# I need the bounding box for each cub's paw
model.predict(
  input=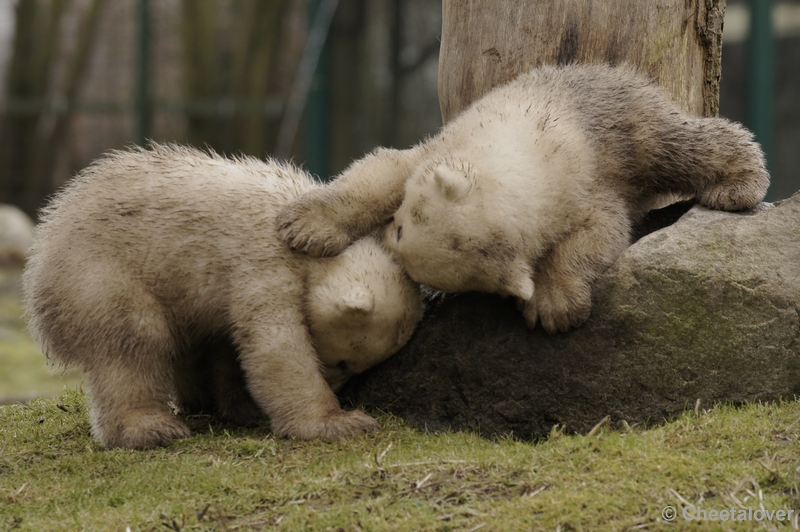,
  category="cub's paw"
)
[101,410,191,449]
[697,153,769,211]
[317,409,380,439]
[534,278,592,334]
[273,408,379,440]
[697,175,769,211]
[276,192,354,257]
[517,297,539,329]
